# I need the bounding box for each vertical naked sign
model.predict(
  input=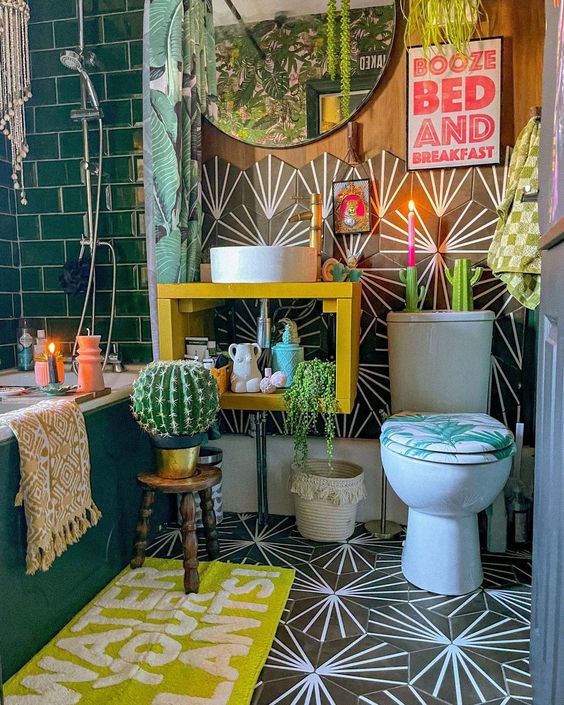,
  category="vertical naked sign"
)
[407,38,502,170]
